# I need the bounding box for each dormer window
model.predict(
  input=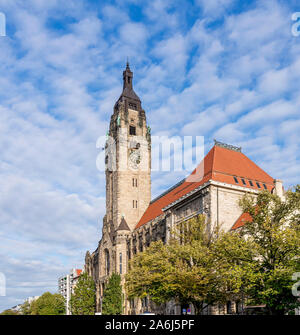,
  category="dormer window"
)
[234,176,239,184]
[256,182,261,188]
[249,180,254,187]
[241,178,246,185]
[263,183,267,189]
